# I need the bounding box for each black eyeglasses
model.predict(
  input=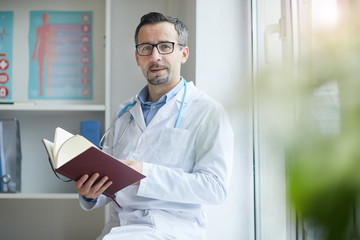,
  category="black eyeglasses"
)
[136,42,185,56]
